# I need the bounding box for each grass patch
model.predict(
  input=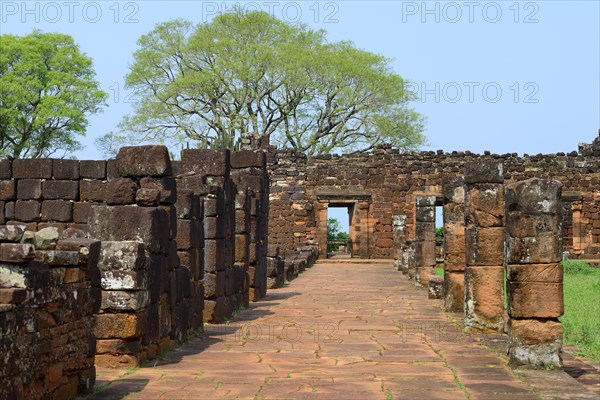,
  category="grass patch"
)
[434,266,444,278]
[560,260,600,361]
